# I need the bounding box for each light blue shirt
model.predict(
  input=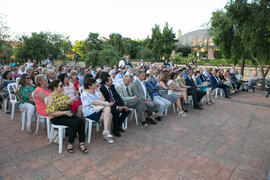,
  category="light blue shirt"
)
[81,90,101,117]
